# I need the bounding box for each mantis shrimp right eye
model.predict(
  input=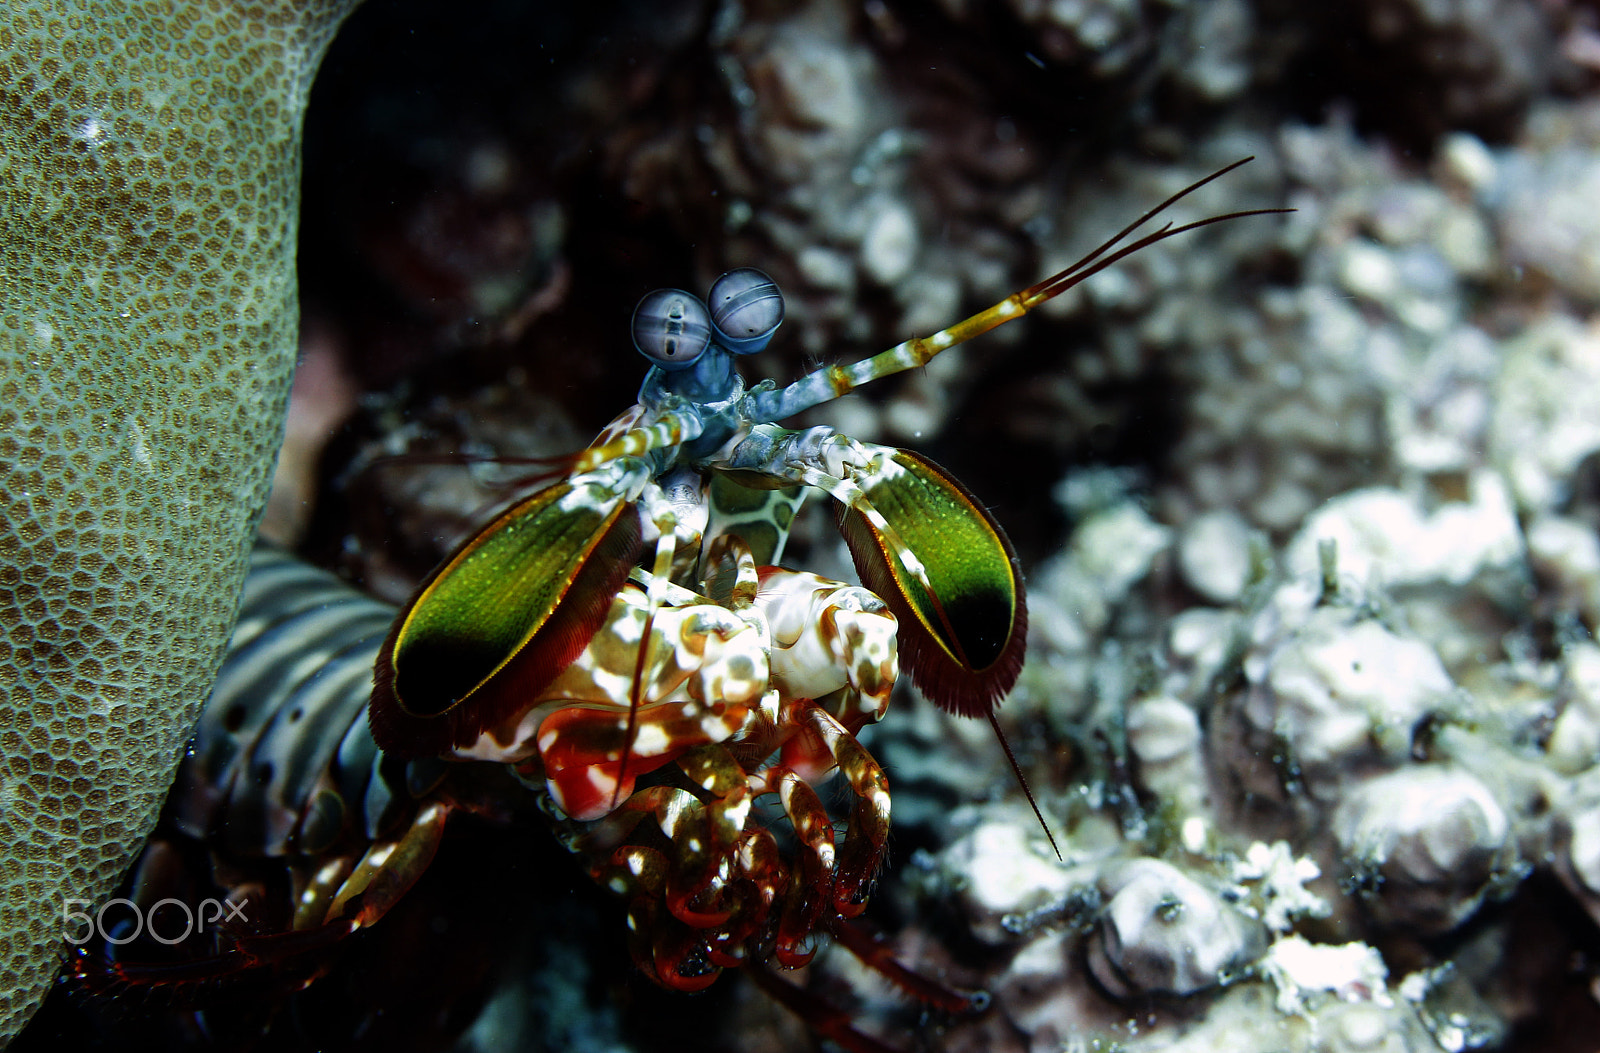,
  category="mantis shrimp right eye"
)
[632,288,712,370]
[707,267,783,355]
